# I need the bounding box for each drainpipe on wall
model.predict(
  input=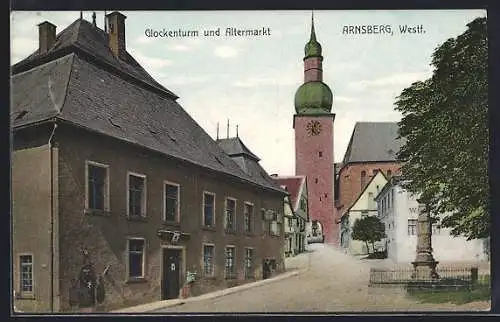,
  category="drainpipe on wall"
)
[48,120,58,312]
